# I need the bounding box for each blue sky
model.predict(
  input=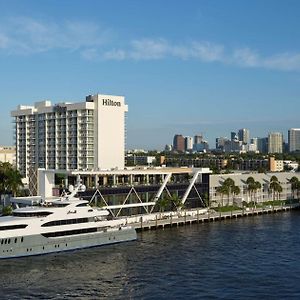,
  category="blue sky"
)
[1,0,300,149]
